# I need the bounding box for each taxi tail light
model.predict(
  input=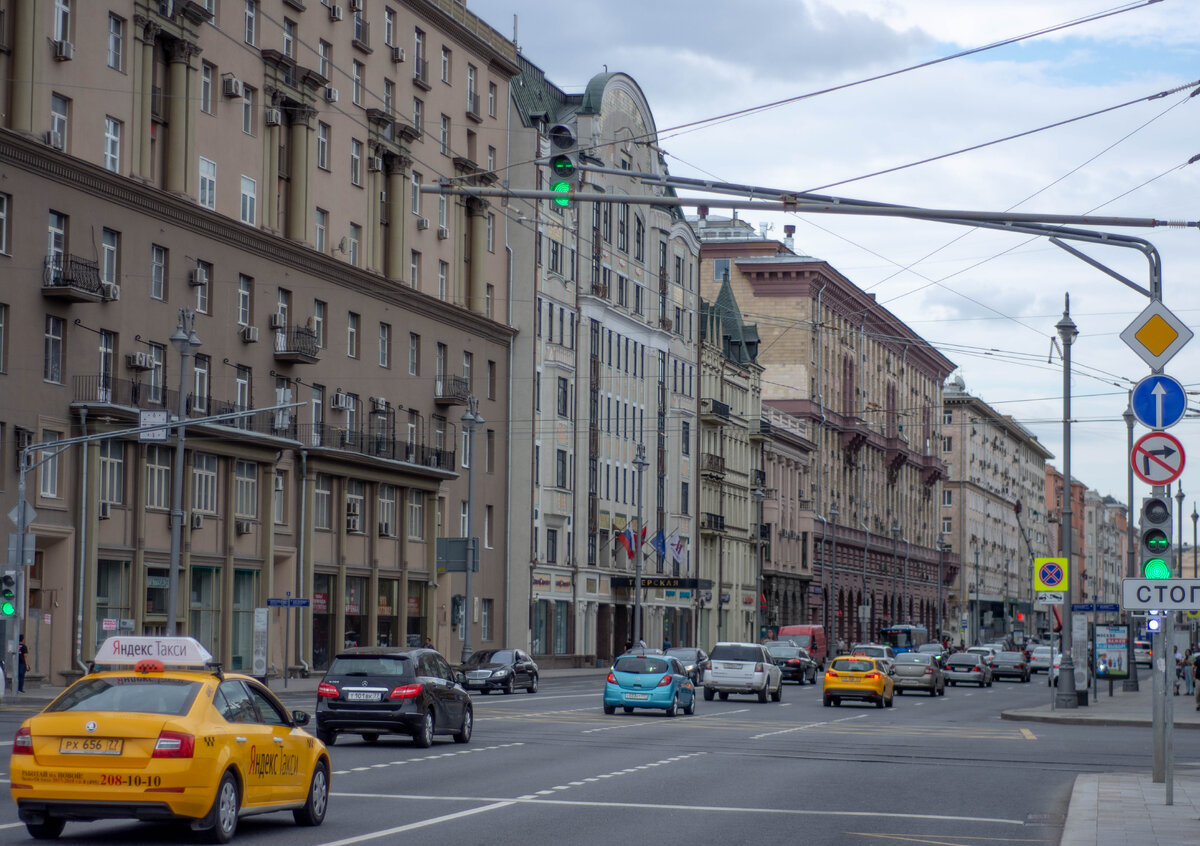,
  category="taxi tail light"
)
[389,684,422,699]
[152,730,195,759]
[13,726,33,755]
[317,682,340,698]
[865,672,881,681]
[825,670,838,679]
[606,672,617,684]
[657,675,673,687]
